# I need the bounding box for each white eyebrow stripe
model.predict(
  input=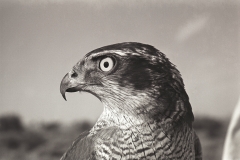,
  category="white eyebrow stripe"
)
[88,50,140,58]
